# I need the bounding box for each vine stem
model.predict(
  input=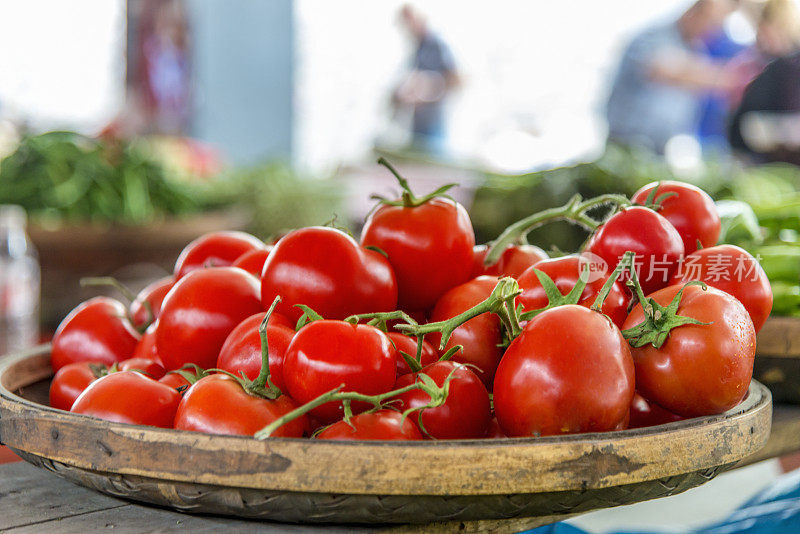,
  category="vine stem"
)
[590,251,636,313]
[254,381,421,439]
[253,296,283,393]
[396,277,522,349]
[484,193,630,265]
